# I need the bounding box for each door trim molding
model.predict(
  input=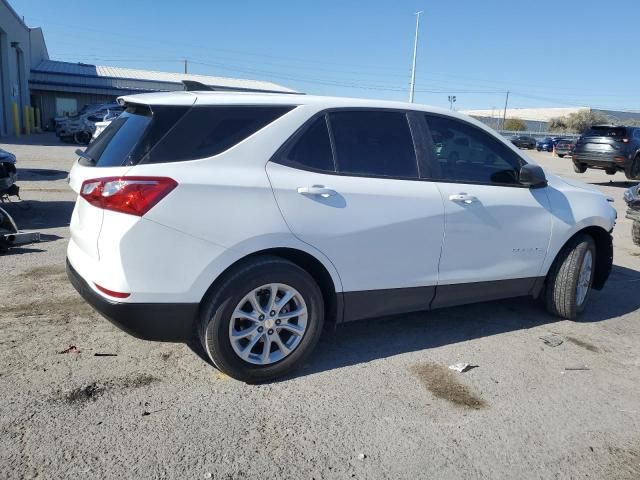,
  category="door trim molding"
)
[341,277,543,322]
